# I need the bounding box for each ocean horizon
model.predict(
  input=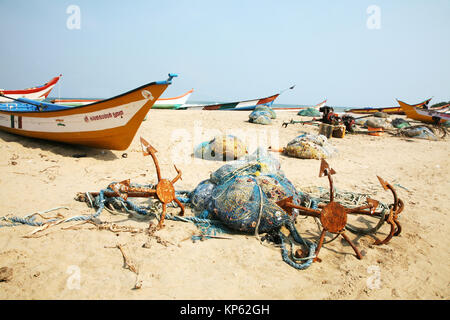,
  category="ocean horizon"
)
[46,97,381,113]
